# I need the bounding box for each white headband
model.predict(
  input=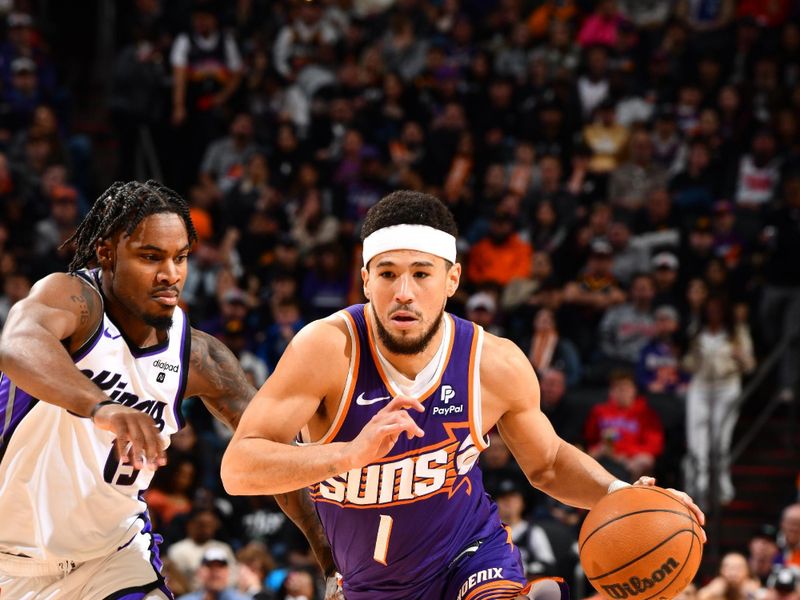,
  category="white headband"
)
[362,224,457,265]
